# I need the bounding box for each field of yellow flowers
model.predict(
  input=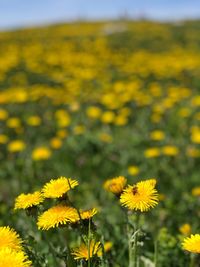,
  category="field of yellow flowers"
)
[0,20,200,266]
